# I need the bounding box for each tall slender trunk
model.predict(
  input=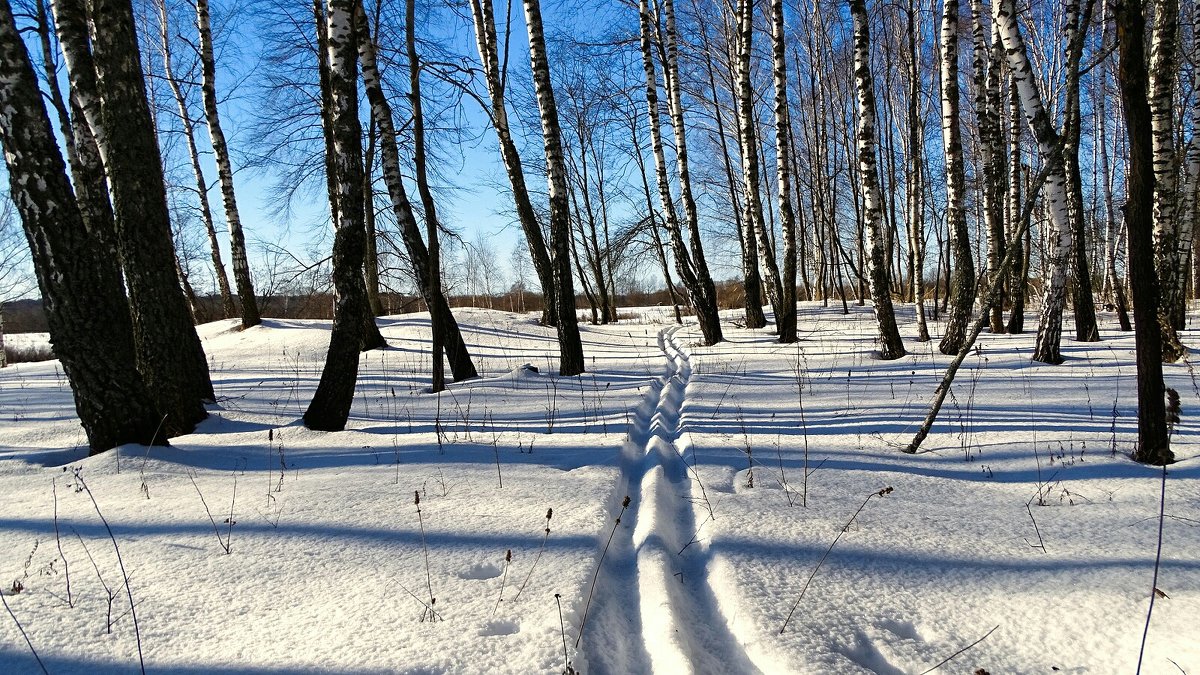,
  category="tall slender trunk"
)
[407,0,446,391]
[733,0,778,328]
[1,0,163,452]
[849,0,905,359]
[156,0,236,319]
[629,104,683,324]
[304,0,368,431]
[1005,81,1027,333]
[659,0,723,342]
[355,2,476,384]
[771,0,797,343]
[1063,0,1100,342]
[938,0,976,355]
[972,0,1007,334]
[467,0,557,326]
[521,0,585,375]
[639,0,722,344]
[1098,15,1132,331]
[905,0,930,341]
[362,116,384,317]
[994,0,1074,364]
[1149,0,1185,340]
[1115,0,1172,464]
[196,0,259,327]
